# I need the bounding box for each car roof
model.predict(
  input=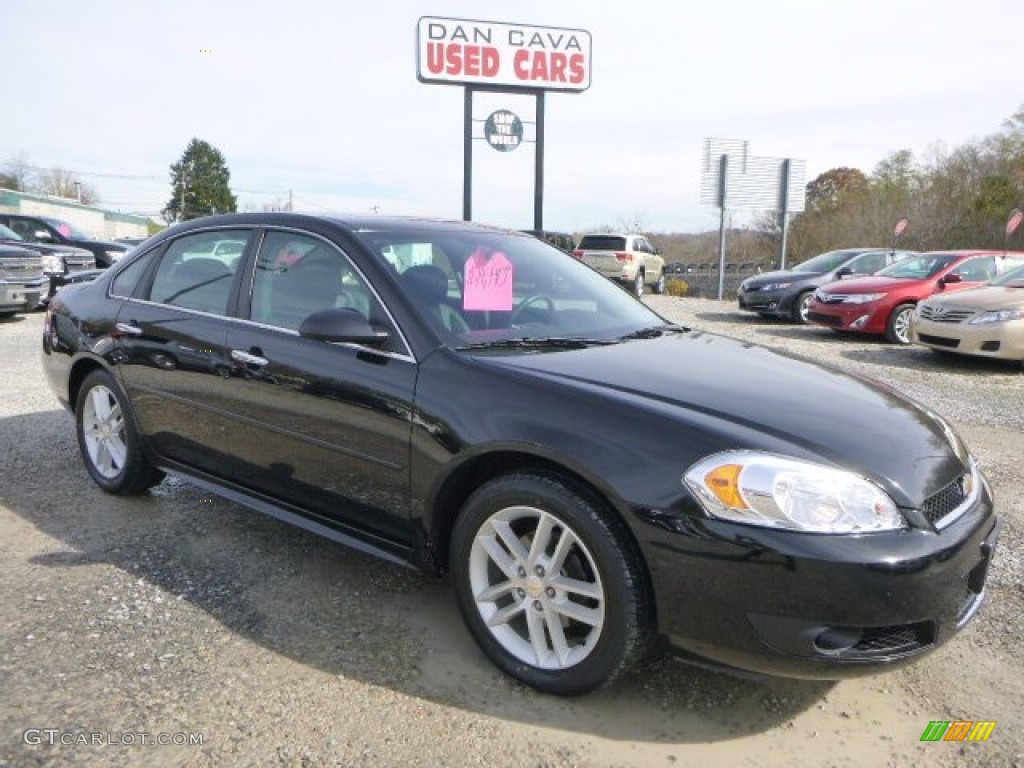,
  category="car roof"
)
[168,212,526,237]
